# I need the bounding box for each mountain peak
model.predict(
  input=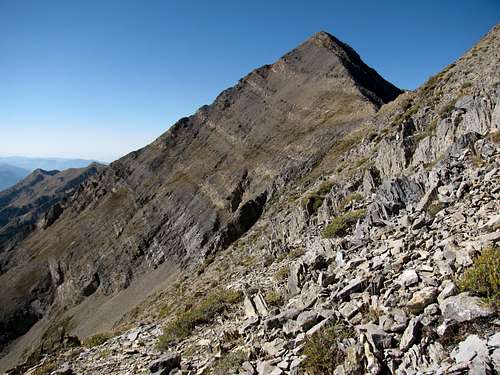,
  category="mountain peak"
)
[307,30,352,54]
[308,30,337,45]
